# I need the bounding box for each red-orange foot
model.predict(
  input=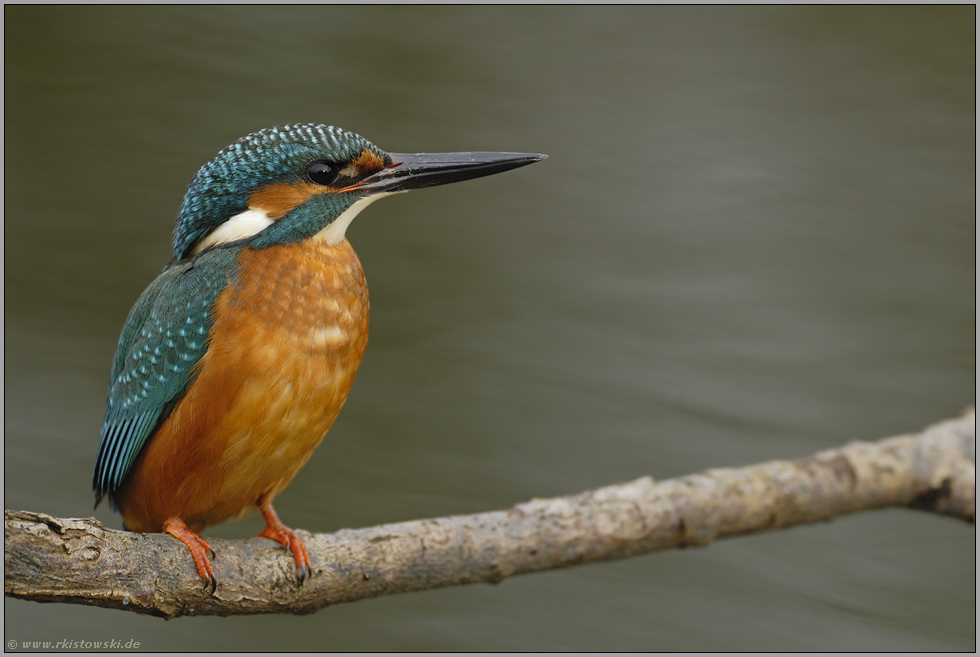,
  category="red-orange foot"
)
[257,501,311,584]
[163,518,216,594]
